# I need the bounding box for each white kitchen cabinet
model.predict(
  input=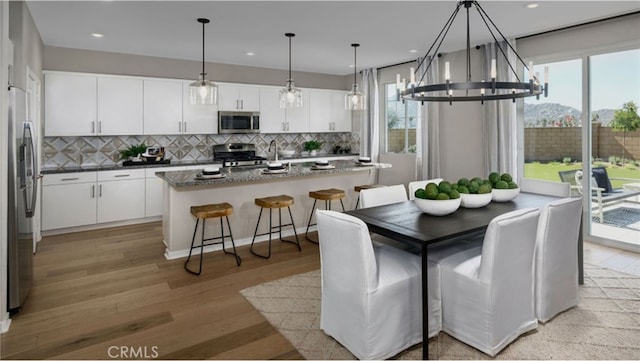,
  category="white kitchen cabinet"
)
[259,87,286,133]
[219,84,260,111]
[182,81,218,134]
[309,90,333,132]
[41,172,98,230]
[144,168,166,217]
[285,91,310,132]
[97,170,145,223]
[97,76,144,135]
[143,79,183,135]
[331,90,352,132]
[44,72,97,136]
